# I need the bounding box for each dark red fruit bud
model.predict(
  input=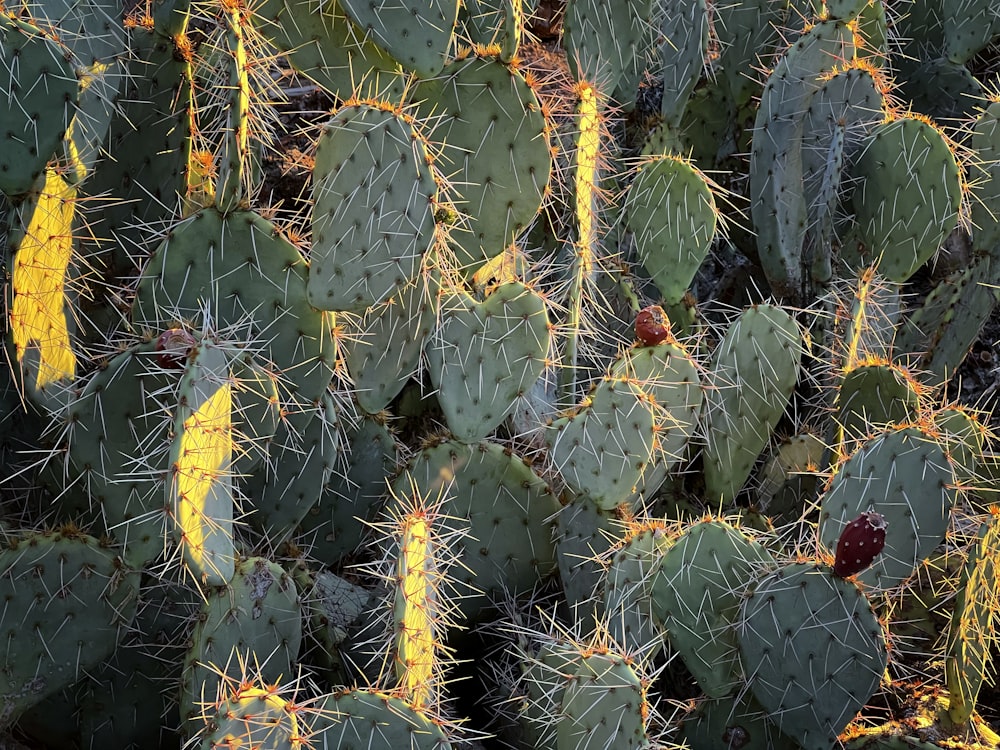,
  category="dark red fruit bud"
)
[833,511,887,578]
[635,305,672,346]
[155,328,196,369]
